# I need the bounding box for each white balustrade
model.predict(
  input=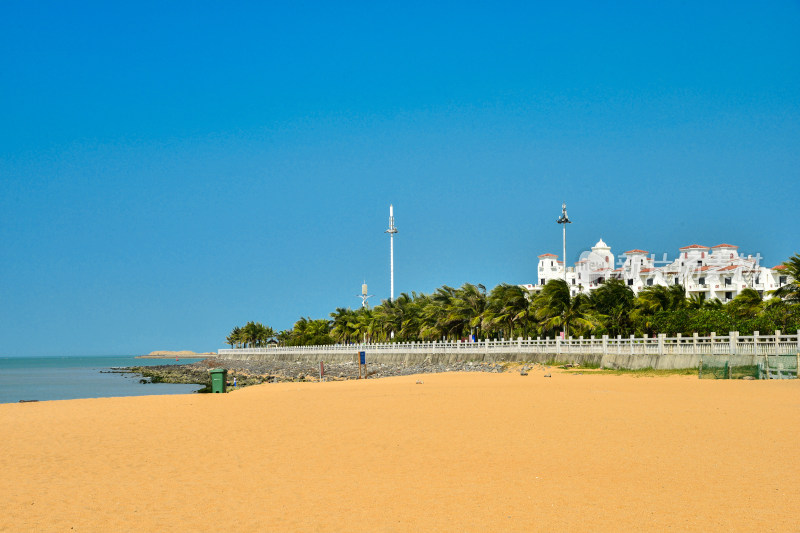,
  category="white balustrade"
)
[217,331,799,358]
